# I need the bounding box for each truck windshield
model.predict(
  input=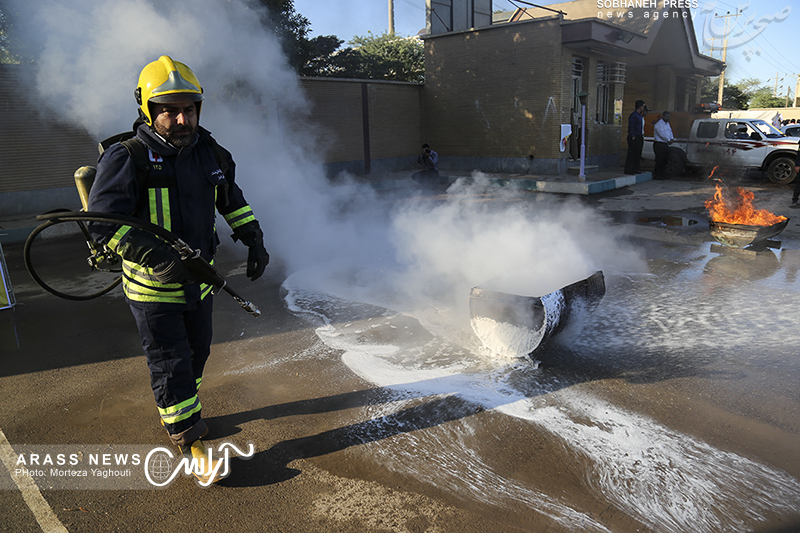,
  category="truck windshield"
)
[752,120,783,138]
